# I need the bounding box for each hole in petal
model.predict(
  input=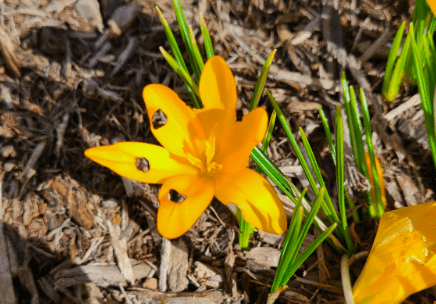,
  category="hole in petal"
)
[168,189,186,203]
[152,109,167,129]
[135,158,149,172]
